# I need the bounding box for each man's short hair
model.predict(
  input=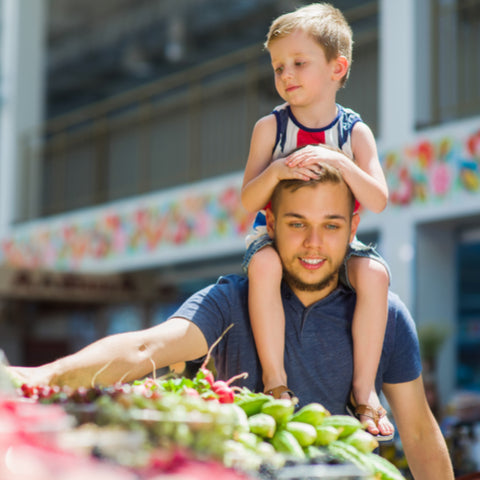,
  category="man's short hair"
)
[270,162,356,217]
[265,3,353,87]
